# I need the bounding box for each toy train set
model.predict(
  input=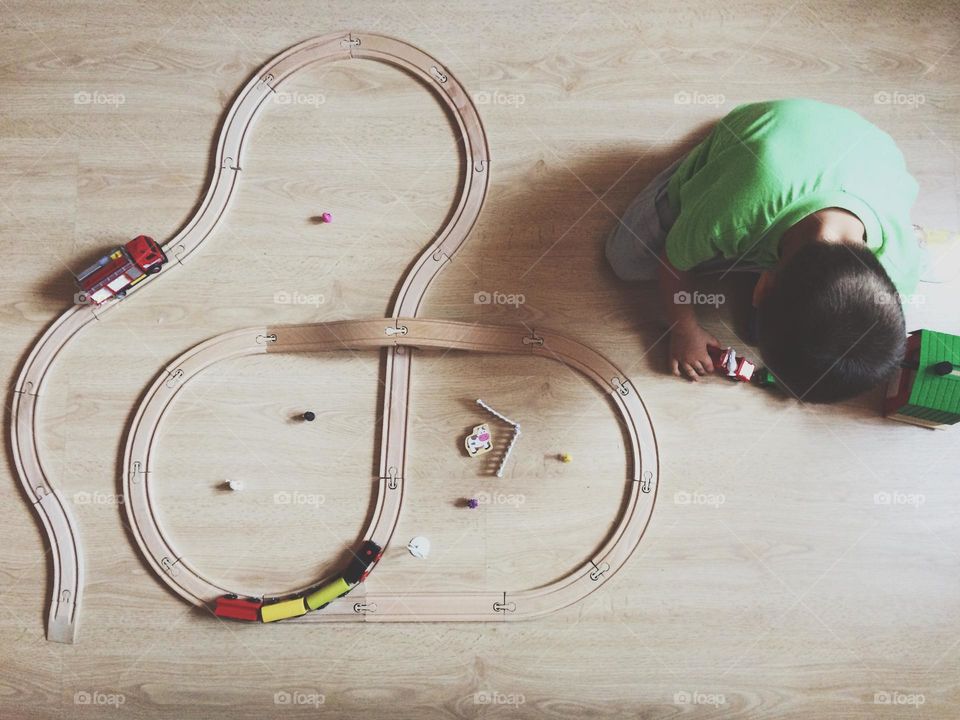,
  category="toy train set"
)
[14,29,955,646]
[214,541,383,622]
